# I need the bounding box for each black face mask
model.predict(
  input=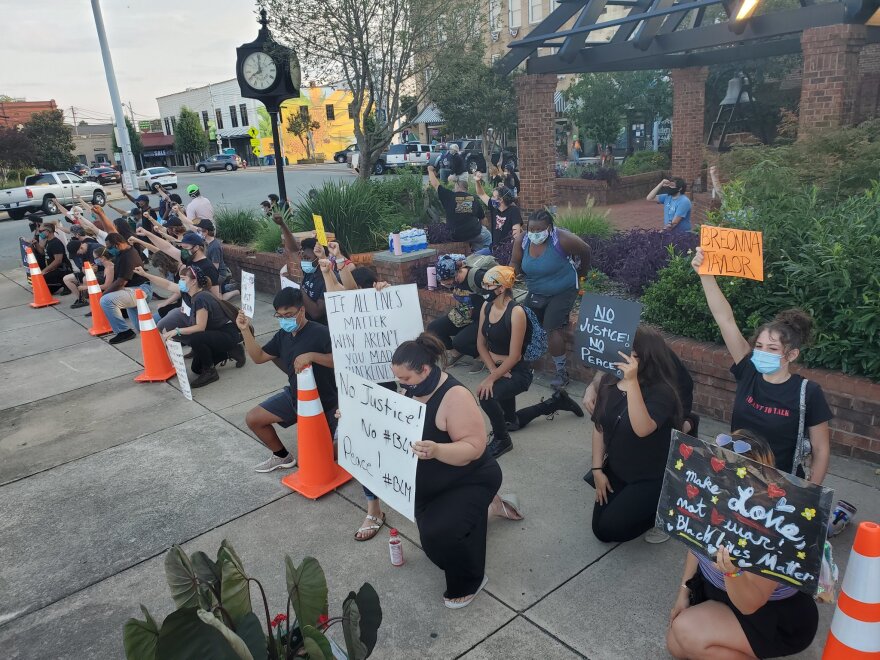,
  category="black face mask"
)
[484,289,499,302]
[399,364,442,397]
[659,186,680,196]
